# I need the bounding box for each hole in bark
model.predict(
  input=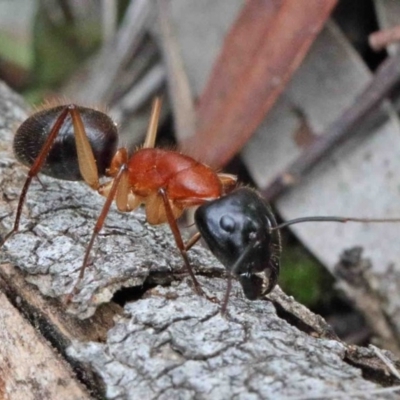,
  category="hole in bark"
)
[111,281,159,307]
